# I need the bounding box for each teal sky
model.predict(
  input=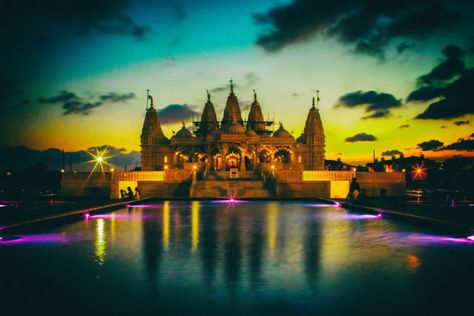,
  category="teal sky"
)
[1,0,473,165]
